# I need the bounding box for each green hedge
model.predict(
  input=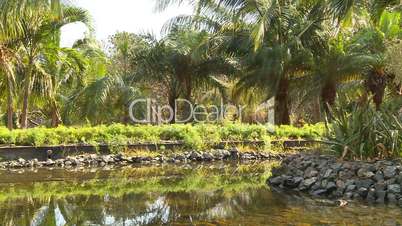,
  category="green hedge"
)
[0,123,325,149]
